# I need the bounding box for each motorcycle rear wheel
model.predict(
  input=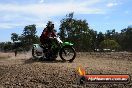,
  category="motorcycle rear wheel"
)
[32,47,43,60]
